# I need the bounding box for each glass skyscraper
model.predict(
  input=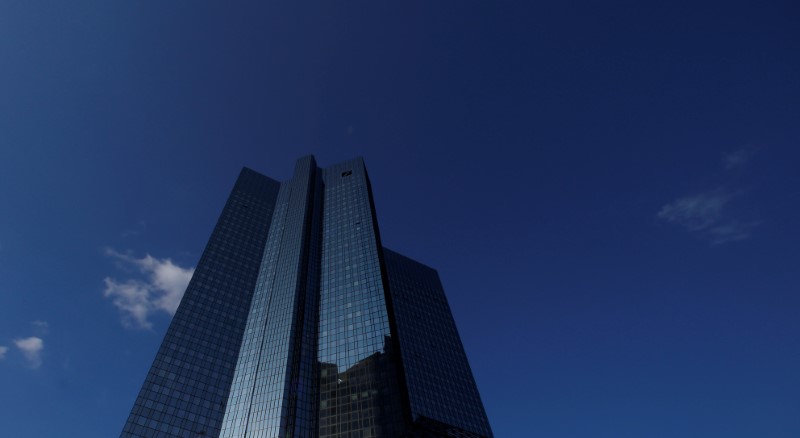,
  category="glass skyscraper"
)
[121,156,493,438]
